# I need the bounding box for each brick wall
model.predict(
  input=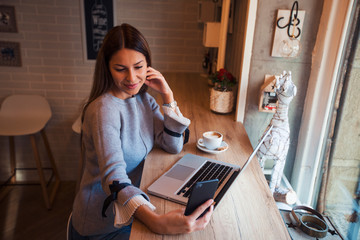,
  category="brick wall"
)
[0,0,205,180]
